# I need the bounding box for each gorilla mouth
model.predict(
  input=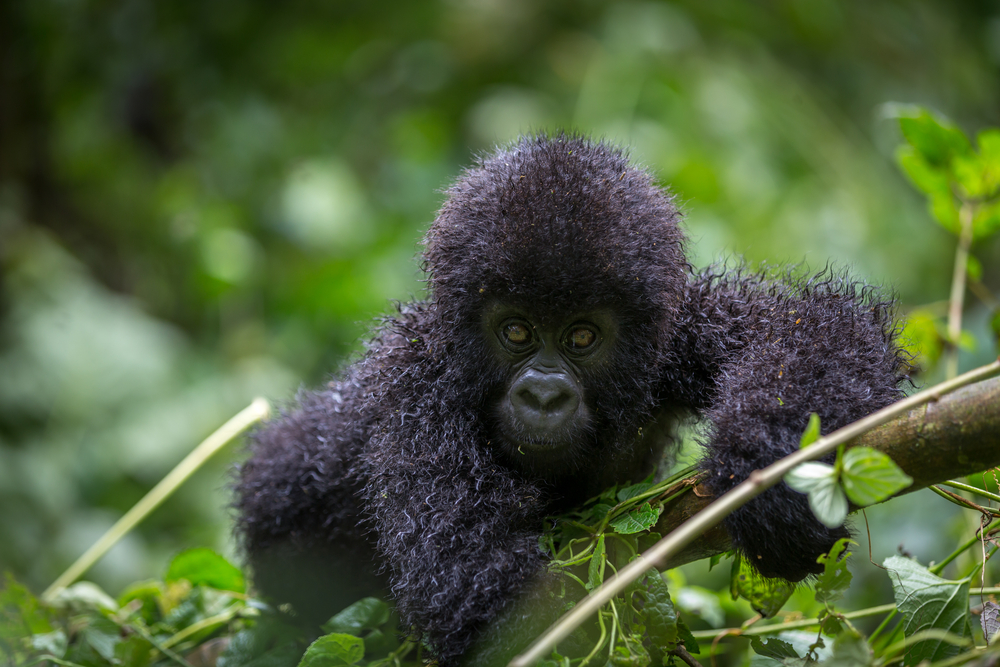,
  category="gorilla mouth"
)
[508,436,567,454]
[496,428,593,470]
